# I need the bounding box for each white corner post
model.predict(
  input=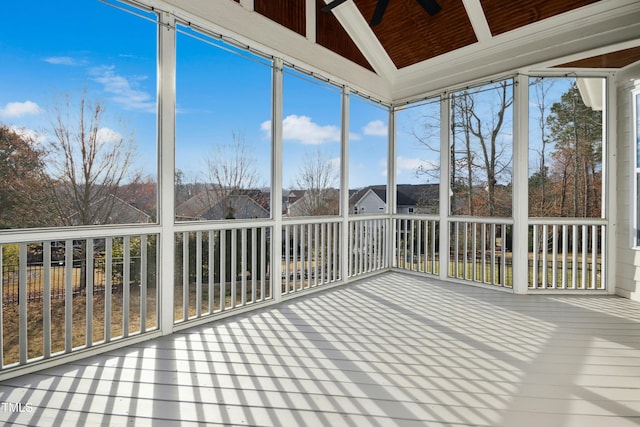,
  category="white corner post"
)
[605,73,617,295]
[512,74,529,294]
[387,106,397,269]
[272,58,284,302]
[159,11,177,334]
[341,86,351,281]
[439,96,450,282]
